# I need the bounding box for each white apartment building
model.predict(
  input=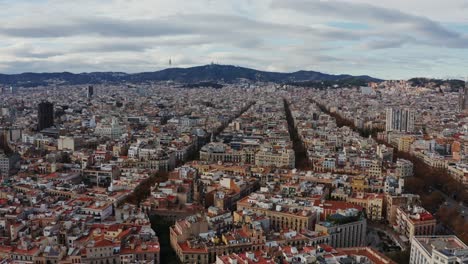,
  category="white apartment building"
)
[447,163,468,186]
[386,107,415,133]
[315,215,367,248]
[255,148,295,169]
[0,152,10,176]
[410,236,468,264]
[0,151,19,177]
[94,117,124,139]
[396,159,414,178]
